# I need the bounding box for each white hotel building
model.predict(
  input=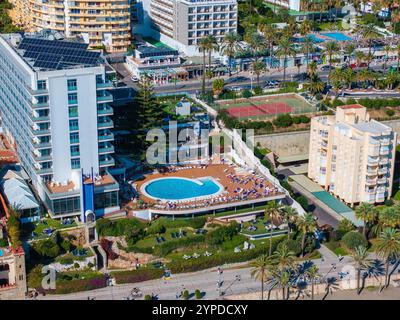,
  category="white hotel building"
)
[308,104,396,205]
[0,33,119,220]
[139,0,237,56]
